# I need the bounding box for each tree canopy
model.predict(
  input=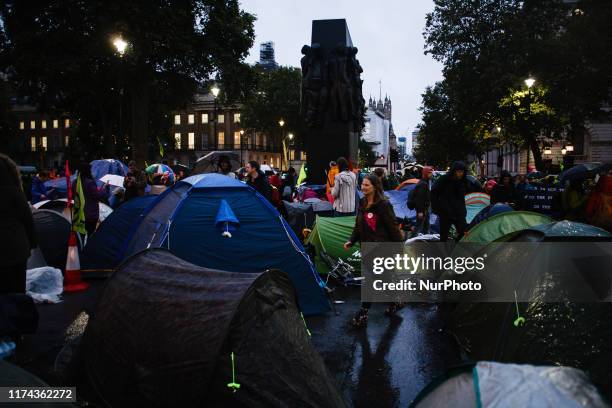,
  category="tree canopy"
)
[0,0,255,165]
[419,0,612,170]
